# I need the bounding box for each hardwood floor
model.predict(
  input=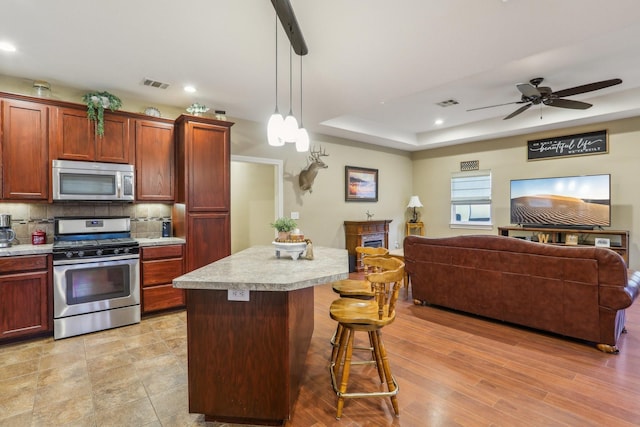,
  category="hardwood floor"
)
[1,278,639,426]
[289,280,640,426]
